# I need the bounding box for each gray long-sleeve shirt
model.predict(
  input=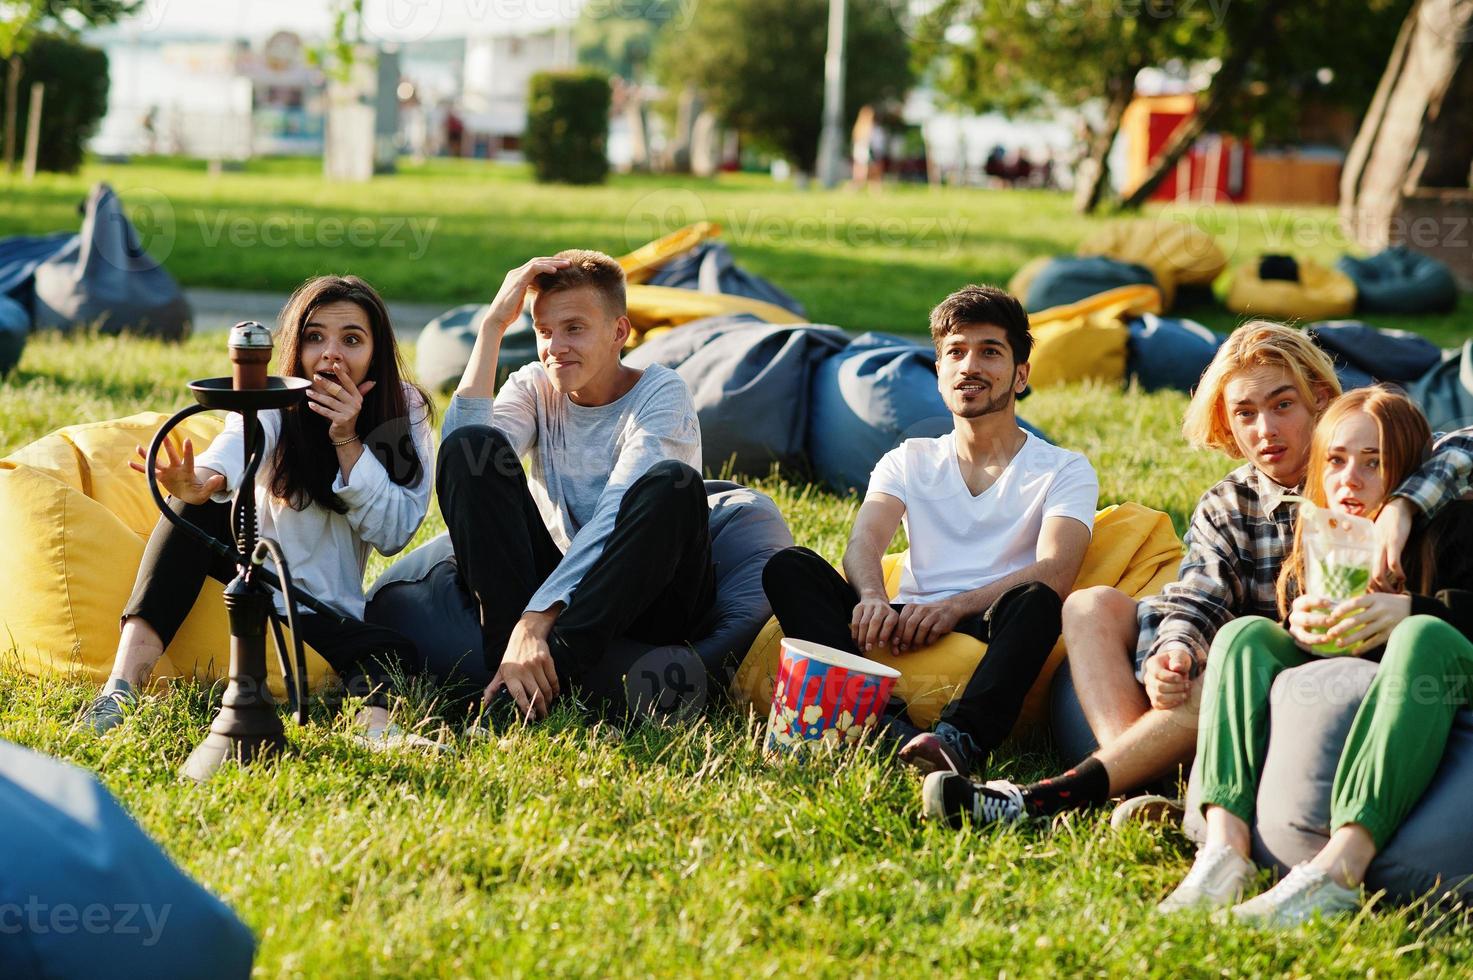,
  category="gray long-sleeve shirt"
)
[442,362,702,613]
